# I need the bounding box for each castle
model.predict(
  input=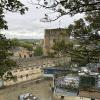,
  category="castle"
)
[43,28,70,56]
